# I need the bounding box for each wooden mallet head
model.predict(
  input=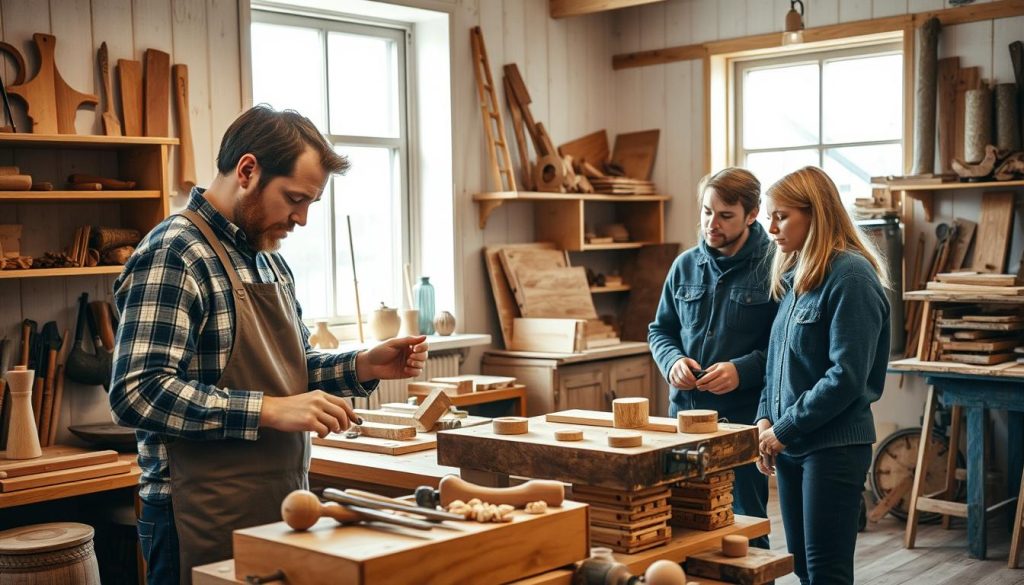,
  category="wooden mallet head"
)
[281,489,359,531]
